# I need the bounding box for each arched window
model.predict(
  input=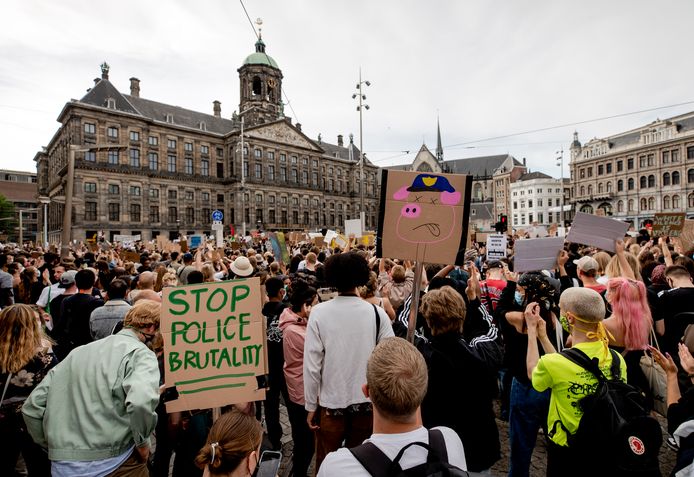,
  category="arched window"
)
[598,202,612,216]
[628,199,635,211]
[606,181,612,193]
[640,176,647,189]
[580,205,594,214]
[617,200,624,213]
[617,179,624,192]
[663,172,671,186]
[588,185,593,195]
[689,193,694,208]
[473,183,483,200]
[628,178,635,190]
[663,195,670,209]
[673,195,681,209]
[598,183,604,194]
[252,77,262,96]
[648,197,655,209]
[580,186,585,196]
[640,198,647,210]
[673,171,681,185]
[648,175,655,188]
